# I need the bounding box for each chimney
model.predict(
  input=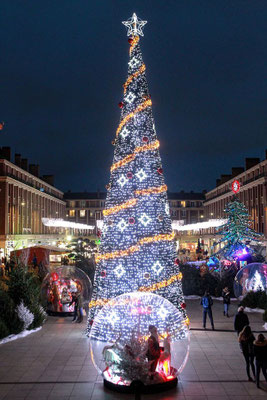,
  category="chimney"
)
[245,158,260,170]
[15,153,21,168]
[0,147,11,161]
[231,167,244,178]
[29,164,40,177]
[21,158,28,171]
[220,174,232,184]
[42,175,54,186]
[216,178,221,187]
